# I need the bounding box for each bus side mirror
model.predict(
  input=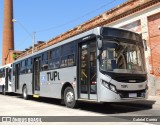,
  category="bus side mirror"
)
[97,35,103,50]
[97,50,103,60]
[143,39,147,51]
